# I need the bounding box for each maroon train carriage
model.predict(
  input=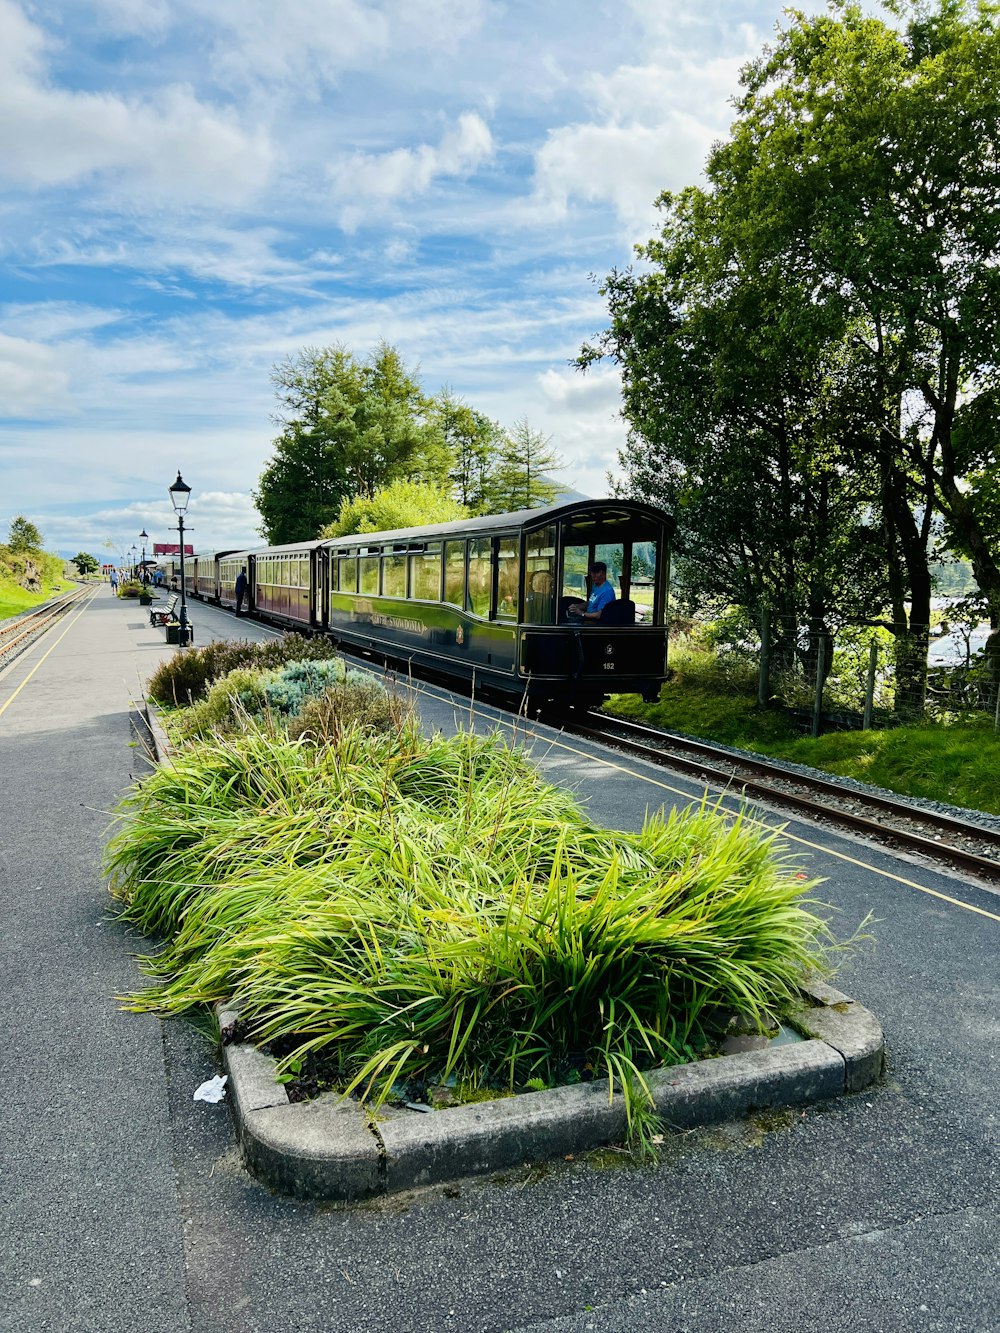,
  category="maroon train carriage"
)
[186,550,242,603]
[244,541,325,628]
